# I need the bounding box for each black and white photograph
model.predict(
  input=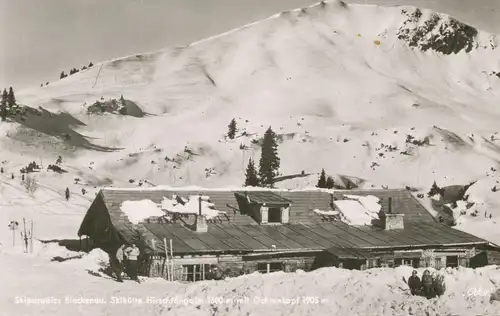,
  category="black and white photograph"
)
[1,0,500,315]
